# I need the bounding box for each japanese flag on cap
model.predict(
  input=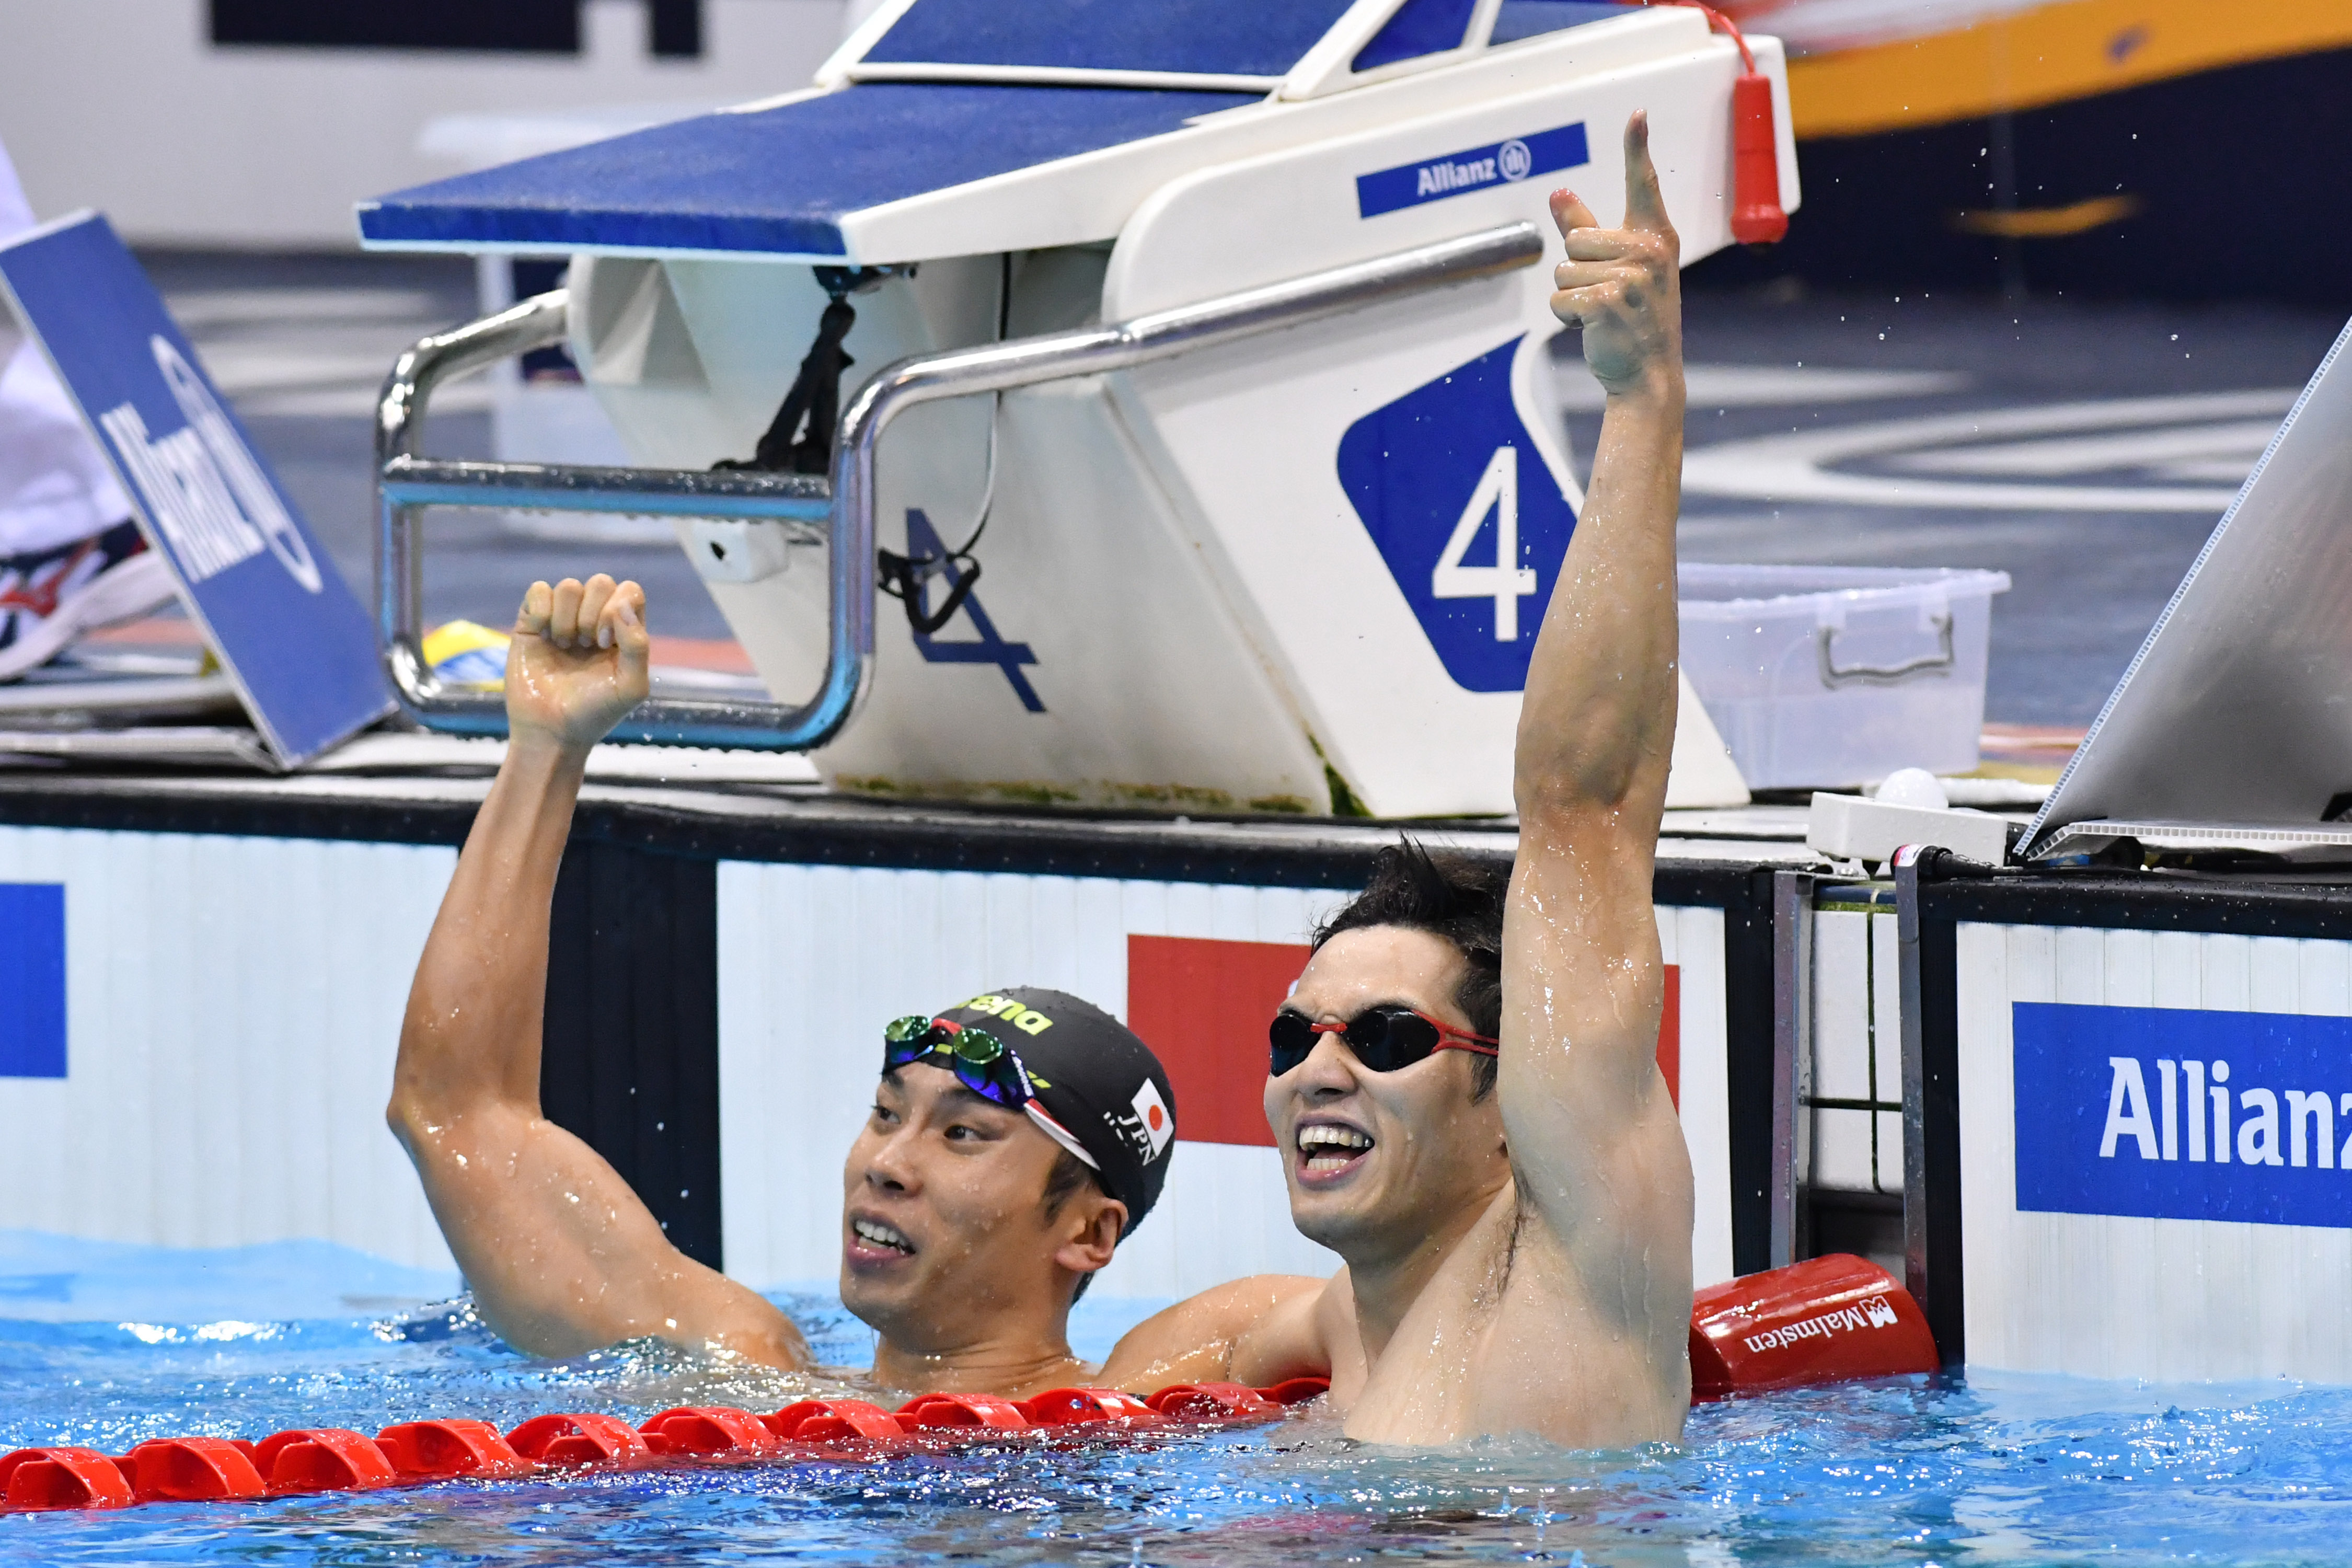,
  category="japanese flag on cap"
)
[1131,1078,1174,1160]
